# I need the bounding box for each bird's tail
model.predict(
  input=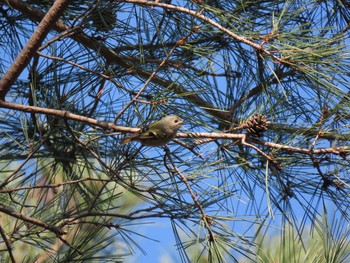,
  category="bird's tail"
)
[120,133,139,145]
